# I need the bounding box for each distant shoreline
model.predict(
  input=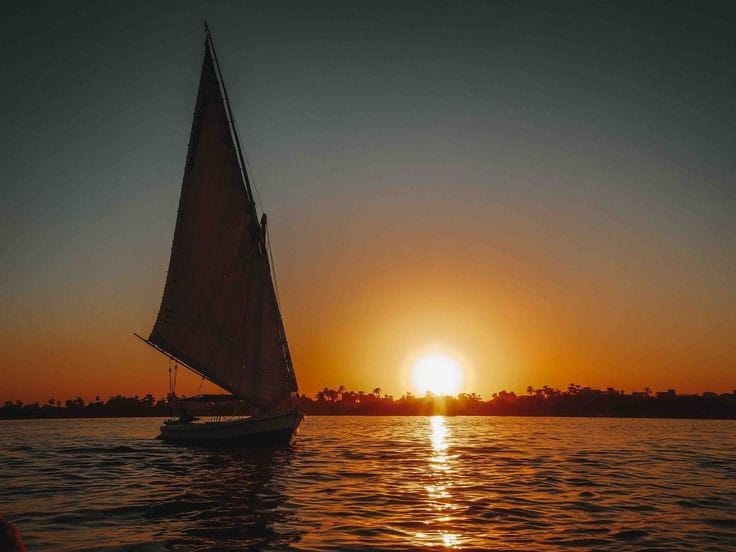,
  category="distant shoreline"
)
[3,386,735,420]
